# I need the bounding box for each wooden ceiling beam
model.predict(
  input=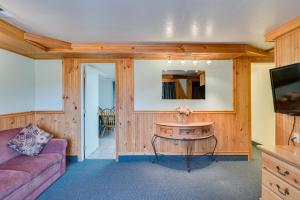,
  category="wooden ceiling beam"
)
[0,19,47,57]
[0,19,24,40]
[24,32,72,49]
[0,19,270,59]
[265,16,300,42]
[47,43,267,56]
[244,44,268,56]
[23,40,48,51]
